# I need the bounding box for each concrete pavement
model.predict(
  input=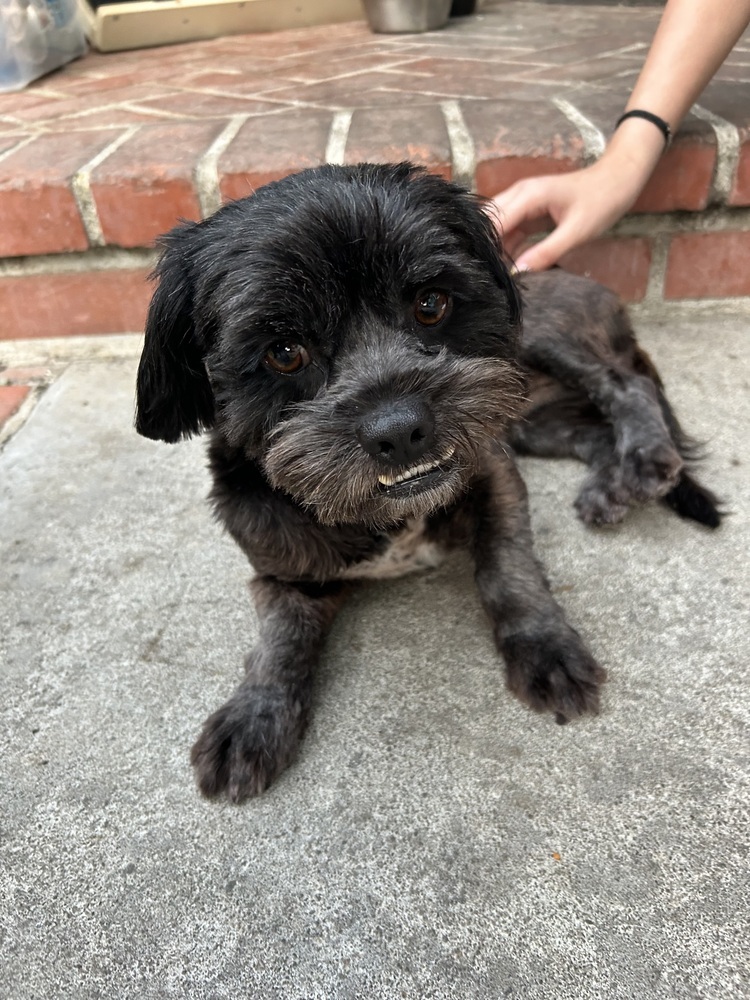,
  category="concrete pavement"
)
[1,307,748,999]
